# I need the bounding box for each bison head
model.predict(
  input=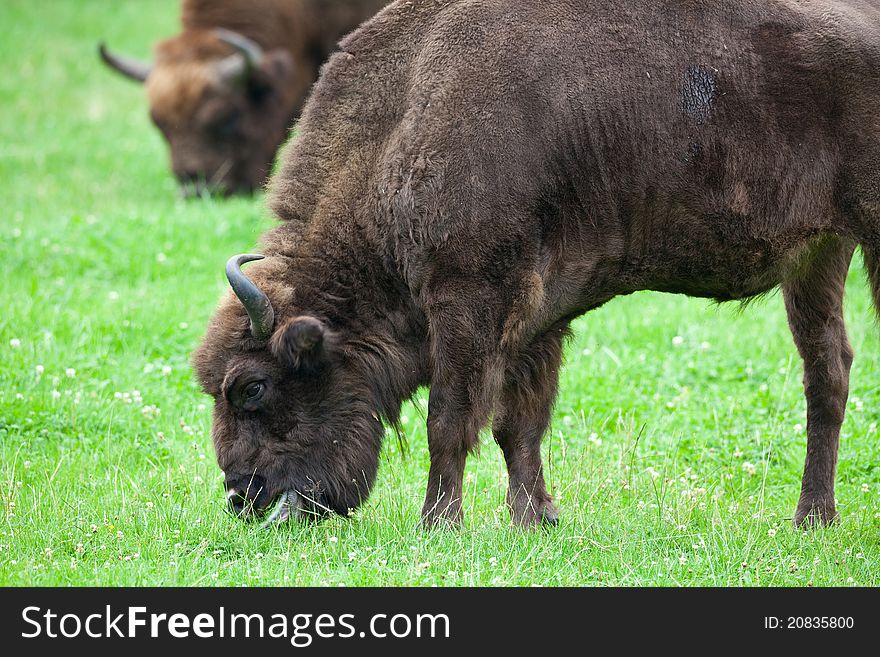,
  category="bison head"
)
[99,29,295,197]
[193,255,386,525]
